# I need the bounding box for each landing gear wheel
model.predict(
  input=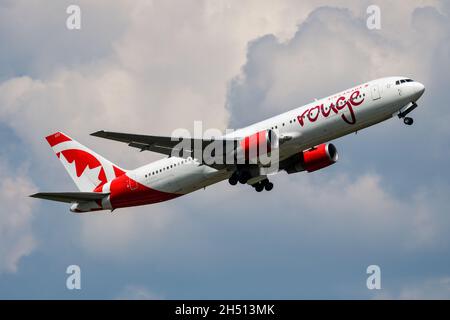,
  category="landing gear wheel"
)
[403,117,414,126]
[264,182,274,191]
[238,172,251,184]
[255,183,264,192]
[228,176,238,186]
